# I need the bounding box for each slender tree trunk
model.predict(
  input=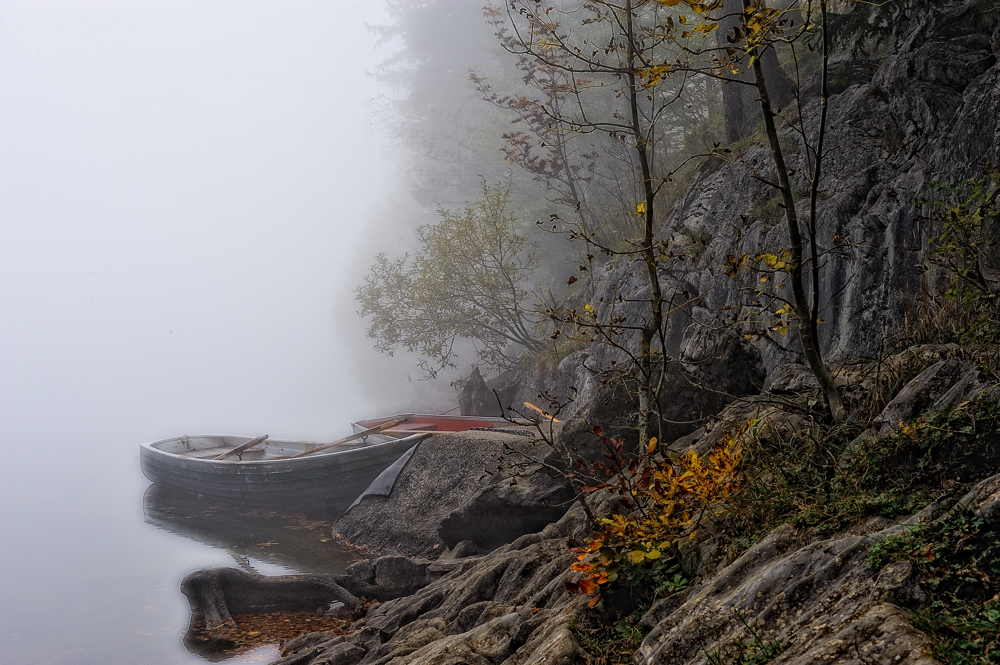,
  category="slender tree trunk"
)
[742,0,846,423]
[719,0,794,143]
[626,1,664,447]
